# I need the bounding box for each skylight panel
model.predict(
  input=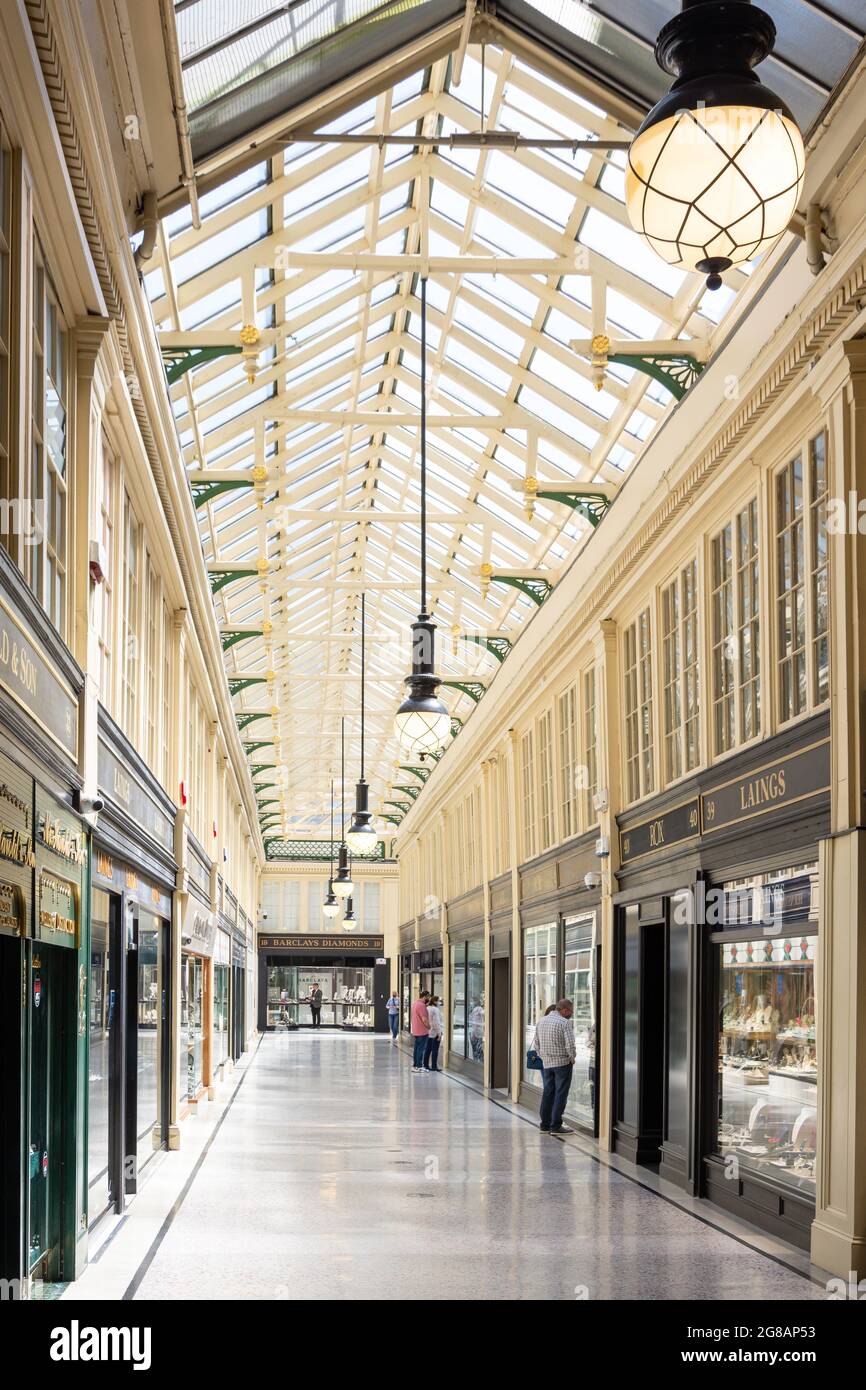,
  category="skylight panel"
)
[580,208,685,296]
[466,273,538,321]
[529,349,617,419]
[284,152,370,219]
[172,209,269,286]
[472,208,553,259]
[454,300,523,360]
[517,386,599,449]
[179,281,241,330]
[606,287,662,340]
[486,153,574,228]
